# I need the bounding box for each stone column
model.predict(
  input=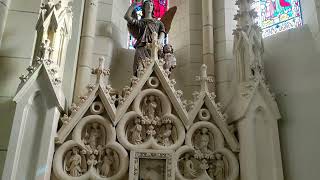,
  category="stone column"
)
[74,0,98,100]
[238,117,258,180]
[202,0,214,91]
[0,0,11,47]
